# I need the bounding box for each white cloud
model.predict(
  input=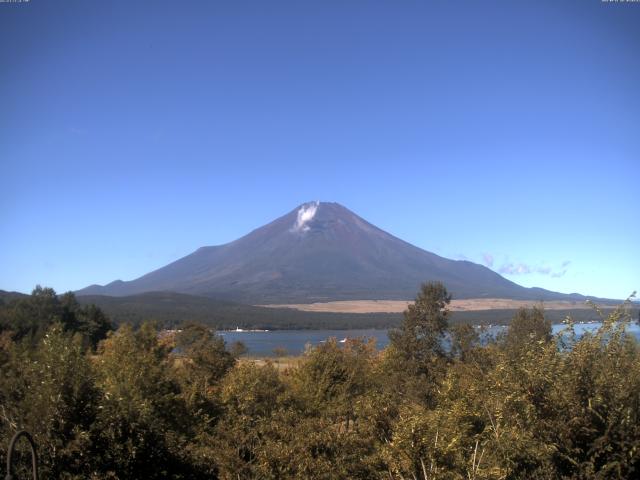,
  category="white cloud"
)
[482,253,494,267]
[499,263,531,275]
[498,260,571,277]
[292,201,319,233]
[551,261,571,278]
